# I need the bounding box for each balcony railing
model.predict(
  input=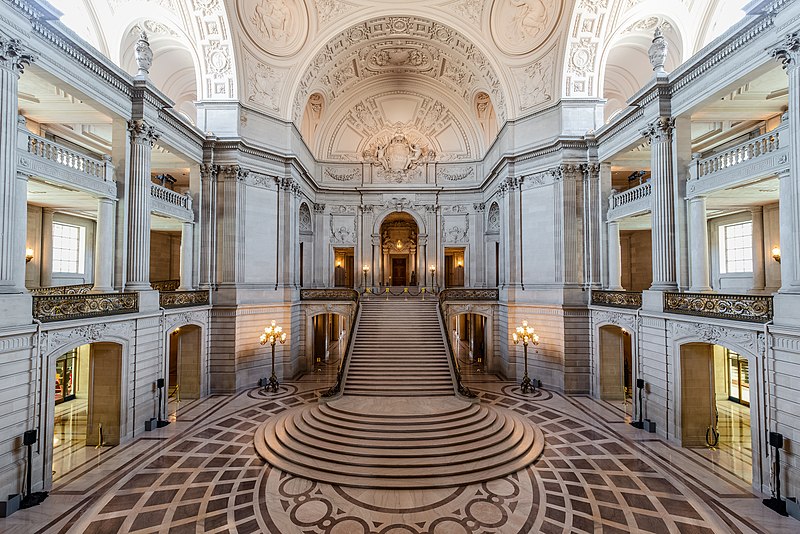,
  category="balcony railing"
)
[151,183,192,210]
[160,290,210,309]
[591,290,642,309]
[29,283,93,295]
[439,288,499,301]
[19,127,116,198]
[300,288,360,301]
[693,127,784,180]
[32,292,138,322]
[151,279,181,292]
[607,181,651,220]
[664,292,773,323]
